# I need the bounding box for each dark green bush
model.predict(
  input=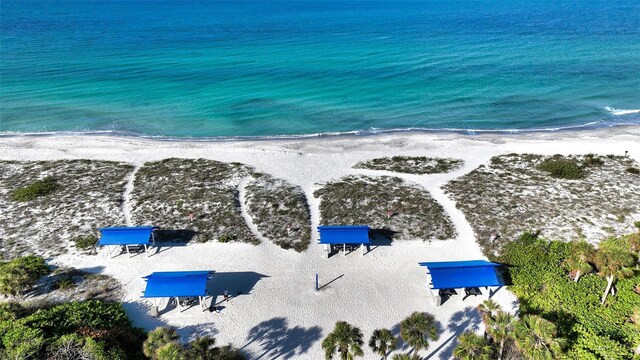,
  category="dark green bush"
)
[626,167,640,175]
[538,158,586,180]
[72,235,98,251]
[10,177,59,202]
[0,300,145,359]
[0,256,50,296]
